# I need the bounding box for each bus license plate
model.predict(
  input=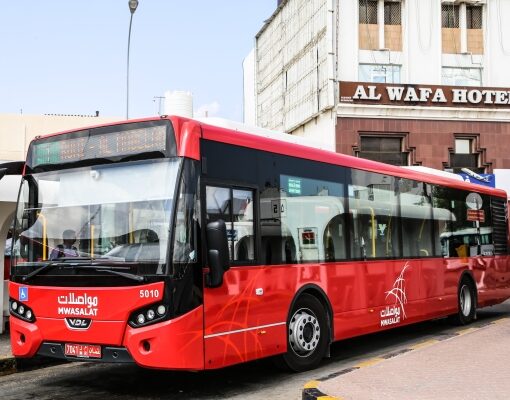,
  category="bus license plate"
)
[64,343,101,359]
